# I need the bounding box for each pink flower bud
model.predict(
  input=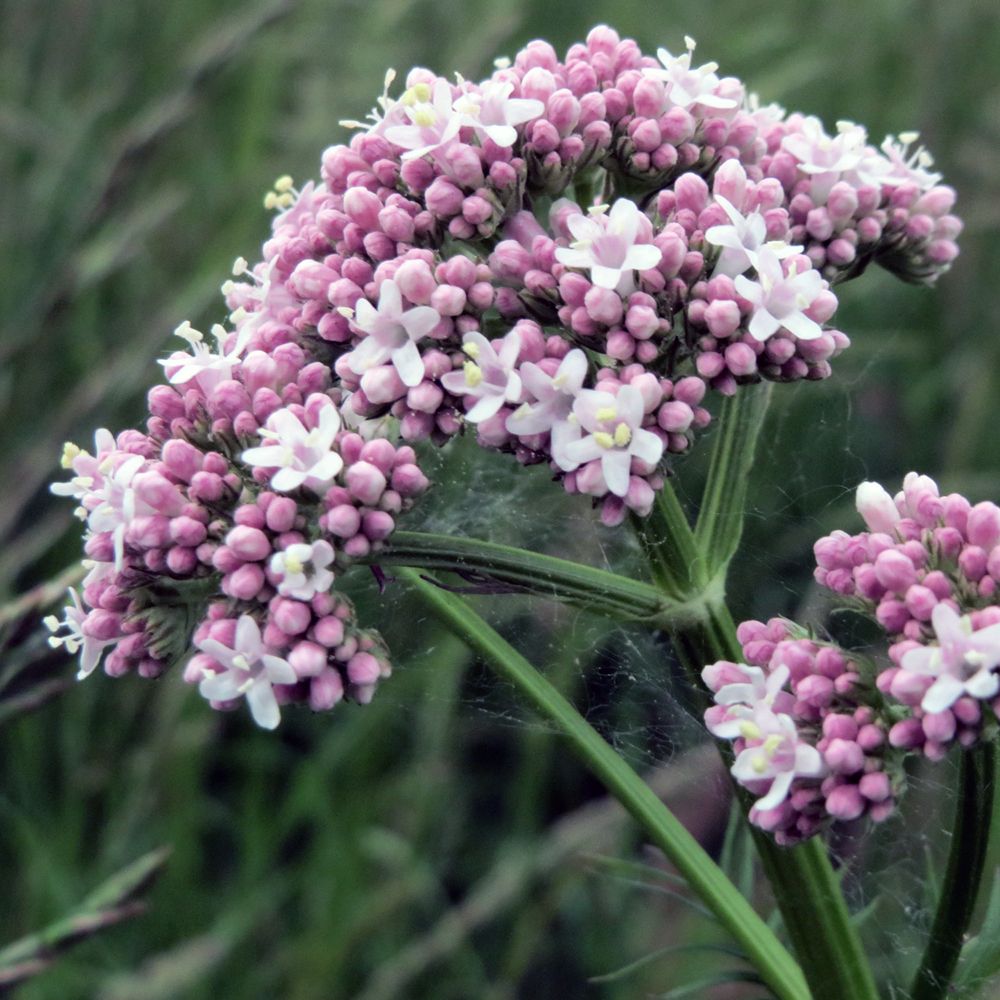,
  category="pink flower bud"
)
[225,563,265,601]
[309,667,345,710]
[825,784,865,821]
[225,525,271,562]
